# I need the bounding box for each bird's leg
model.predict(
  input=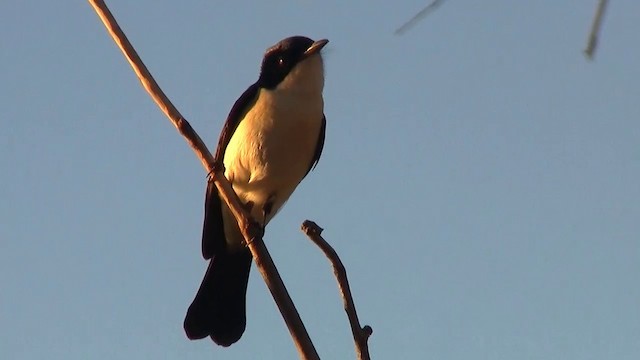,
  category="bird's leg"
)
[261,204,273,237]
[243,196,274,246]
[243,200,259,238]
[244,200,255,212]
[241,201,263,247]
[261,195,276,237]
